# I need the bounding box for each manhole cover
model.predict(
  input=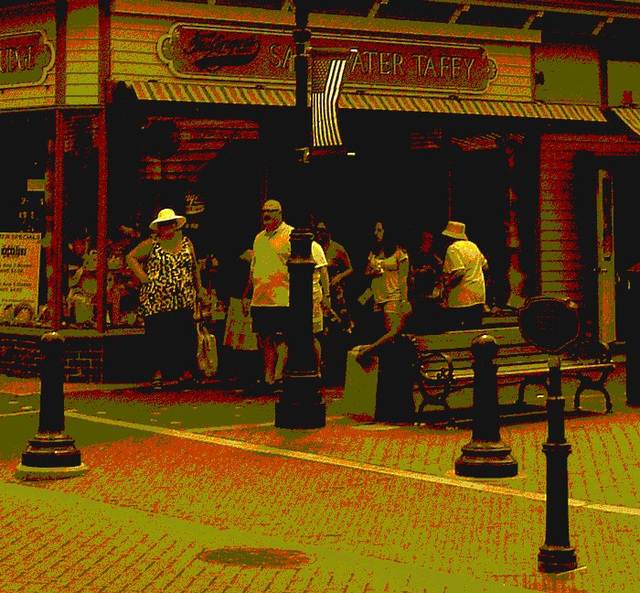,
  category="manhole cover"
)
[197,547,311,568]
